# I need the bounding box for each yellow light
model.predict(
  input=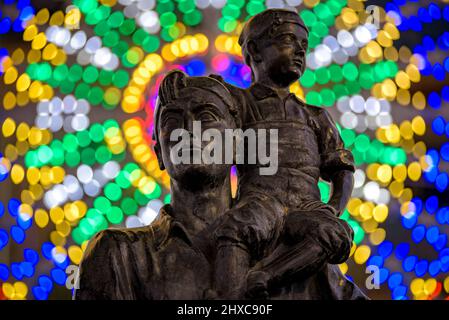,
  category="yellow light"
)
[373,204,388,223]
[354,245,371,264]
[35,209,49,228]
[411,116,426,135]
